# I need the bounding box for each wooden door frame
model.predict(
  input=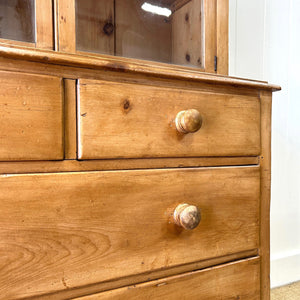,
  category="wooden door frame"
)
[204,0,228,74]
[55,0,228,74]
